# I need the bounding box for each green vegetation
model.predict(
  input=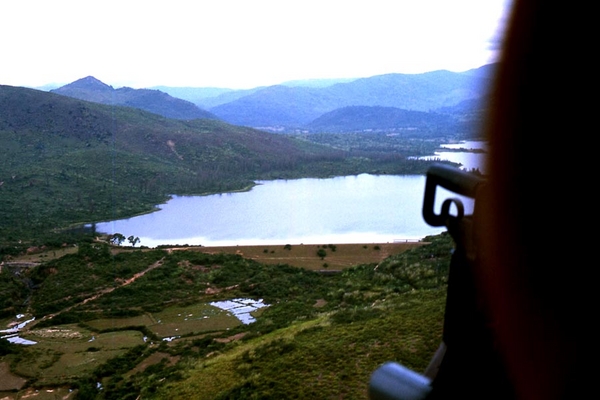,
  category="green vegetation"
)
[0,85,450,253]
[305,105,458,136]
[0,267,29,318]
[316,248,327,259]
[0,233,454,398]
[0,82,466,398]
[0,337,19,356]
[293,131,446,154]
